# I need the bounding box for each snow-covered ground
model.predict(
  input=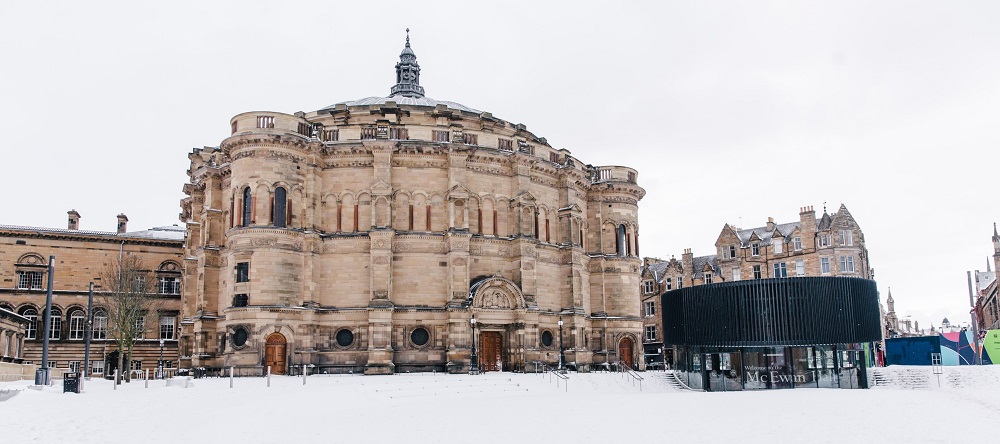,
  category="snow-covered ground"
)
[4,366,999,444]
